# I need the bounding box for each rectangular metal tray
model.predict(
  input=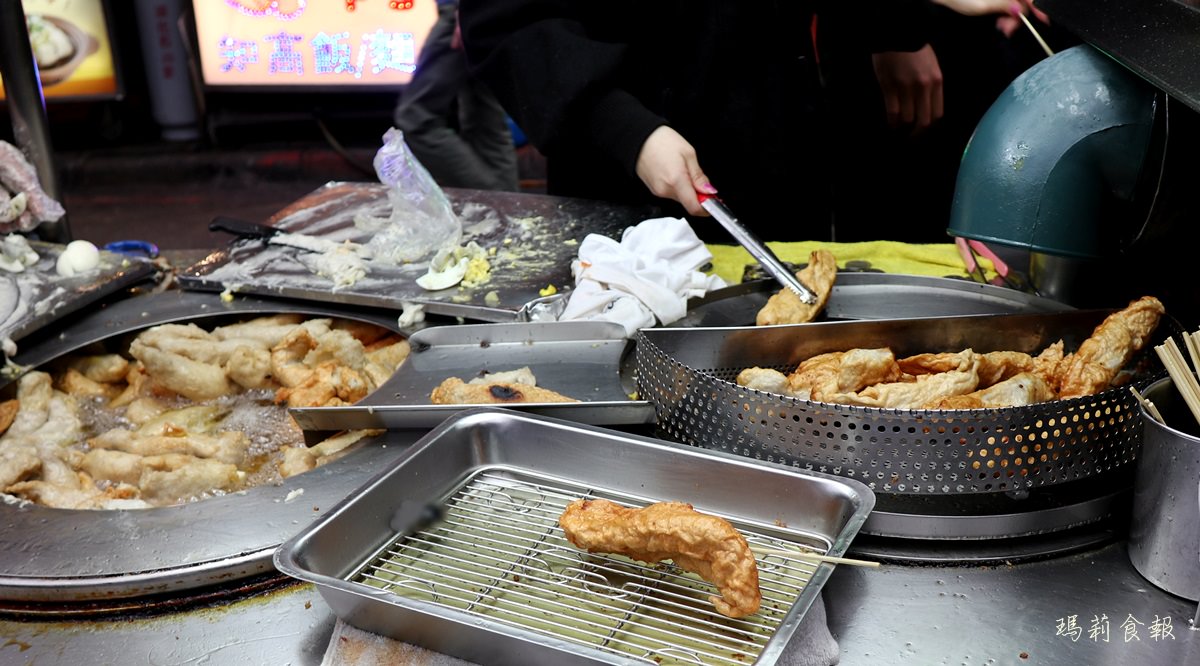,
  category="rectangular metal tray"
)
[288,320,655,431]
[275,409,875,666]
